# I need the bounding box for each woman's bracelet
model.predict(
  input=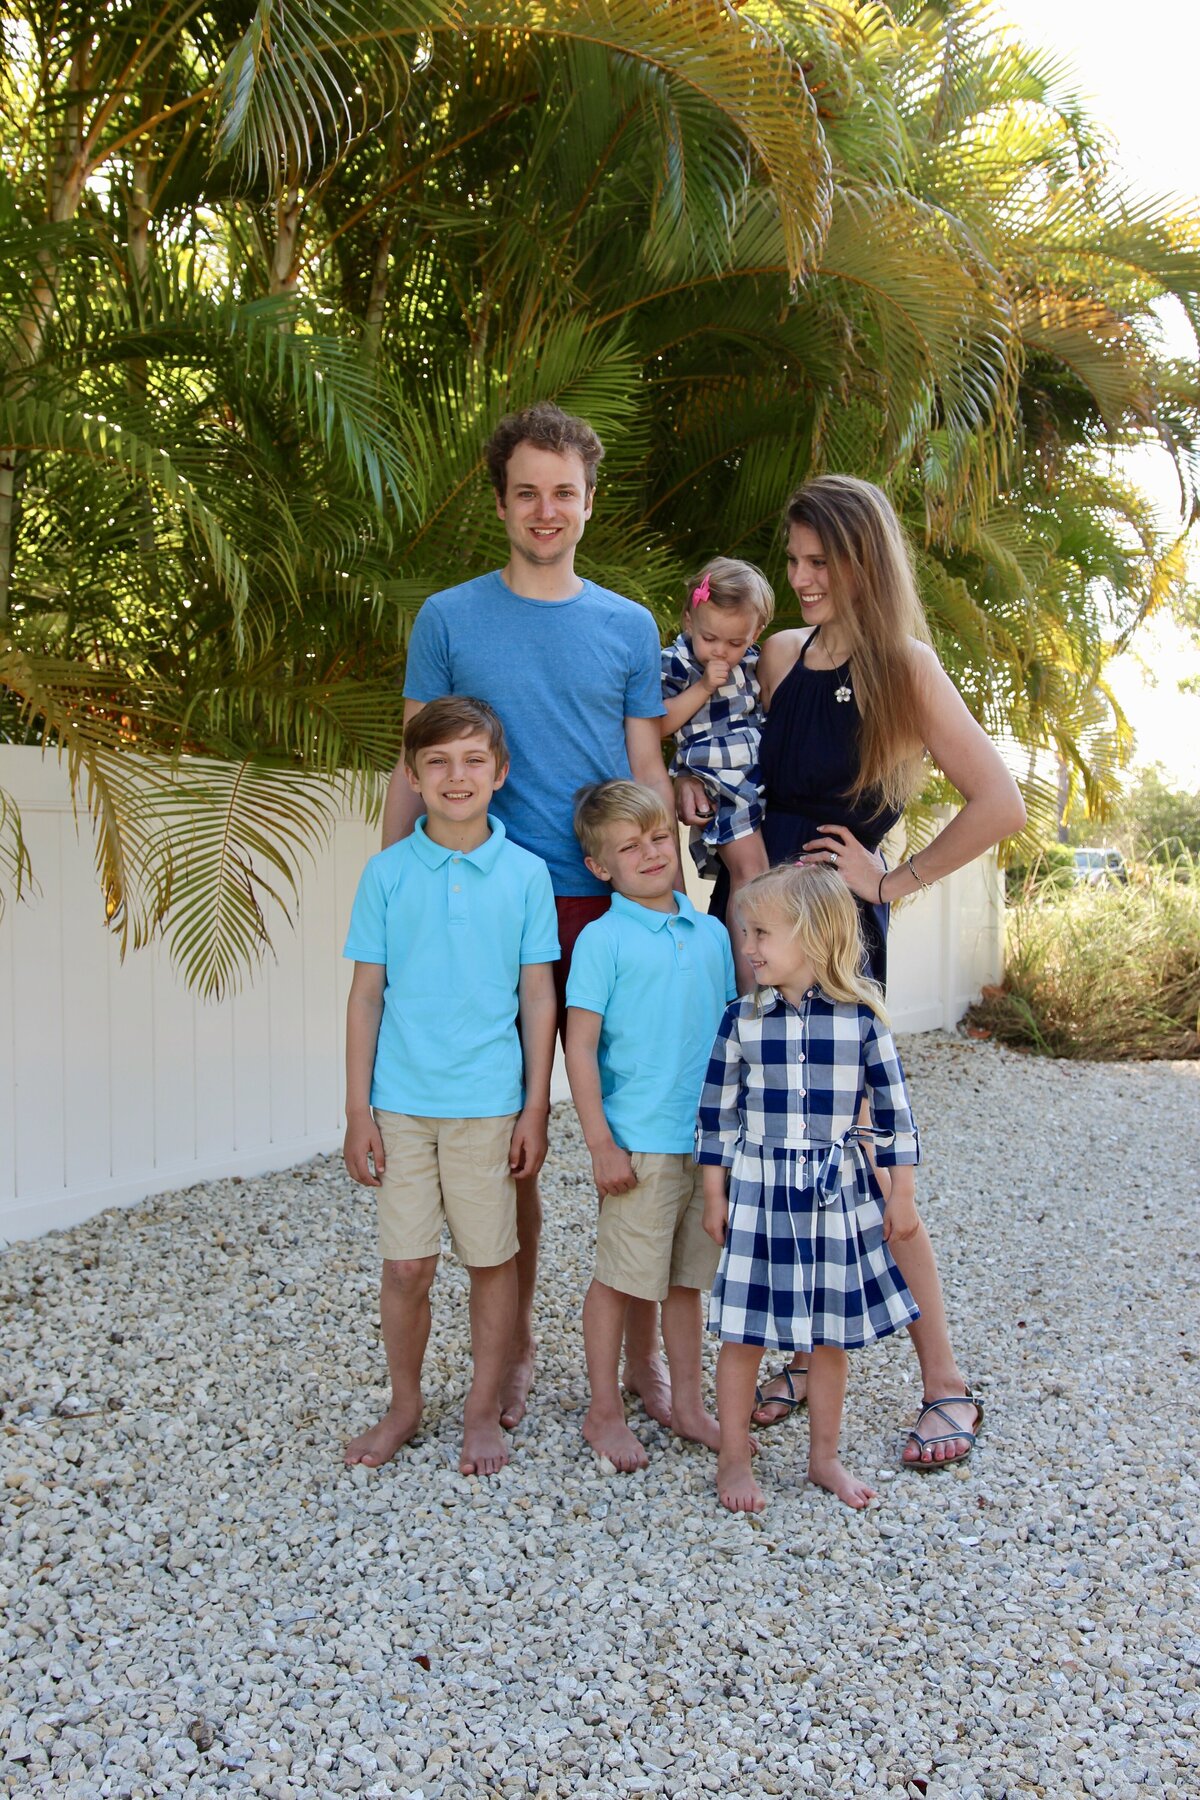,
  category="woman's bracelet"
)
[878,855,934,906]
